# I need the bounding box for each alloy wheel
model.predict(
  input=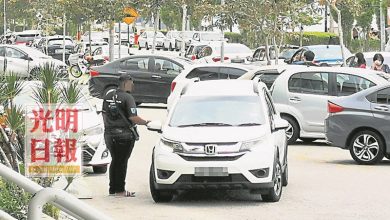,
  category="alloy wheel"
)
[274,162,282,196]
[285,122,293,140]
[352,134,379,162]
